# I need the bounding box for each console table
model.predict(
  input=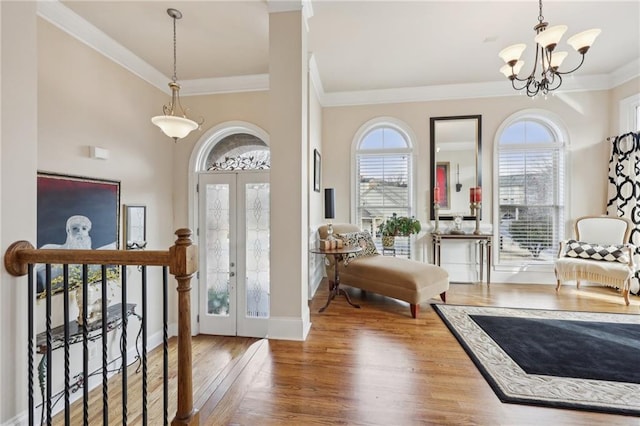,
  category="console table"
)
[431,233,492,285]
[36,303,141,421]
[310,246,362,312]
